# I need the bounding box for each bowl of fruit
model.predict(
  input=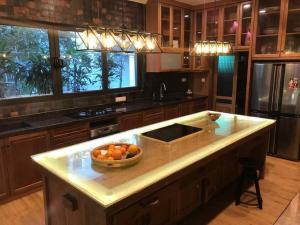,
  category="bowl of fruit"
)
[91,143,143,168]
